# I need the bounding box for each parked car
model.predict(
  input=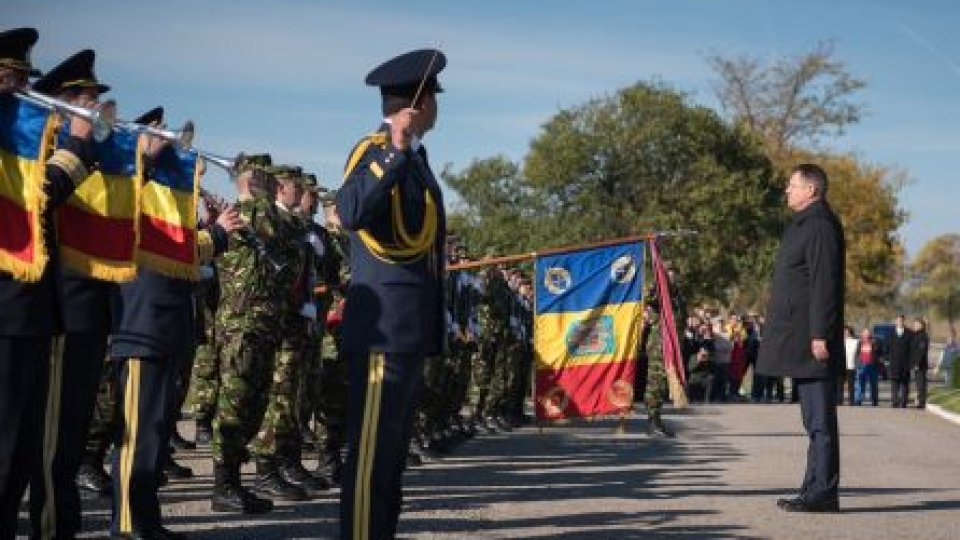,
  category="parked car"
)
[871,323,895,380]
